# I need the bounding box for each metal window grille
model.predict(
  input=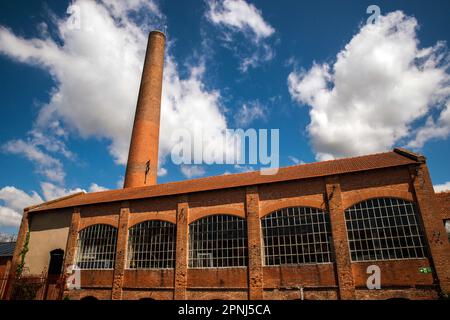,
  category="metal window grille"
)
[127,220,176,269]
[76,224,117,269]
[345,198,427,262]
[261,207,333,266]
[189,215,248,268]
